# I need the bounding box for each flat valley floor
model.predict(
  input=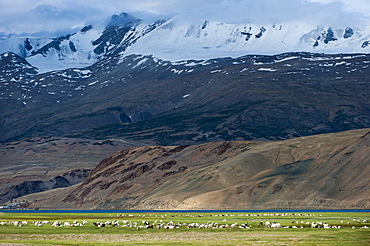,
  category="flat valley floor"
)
[0,211,369,245]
